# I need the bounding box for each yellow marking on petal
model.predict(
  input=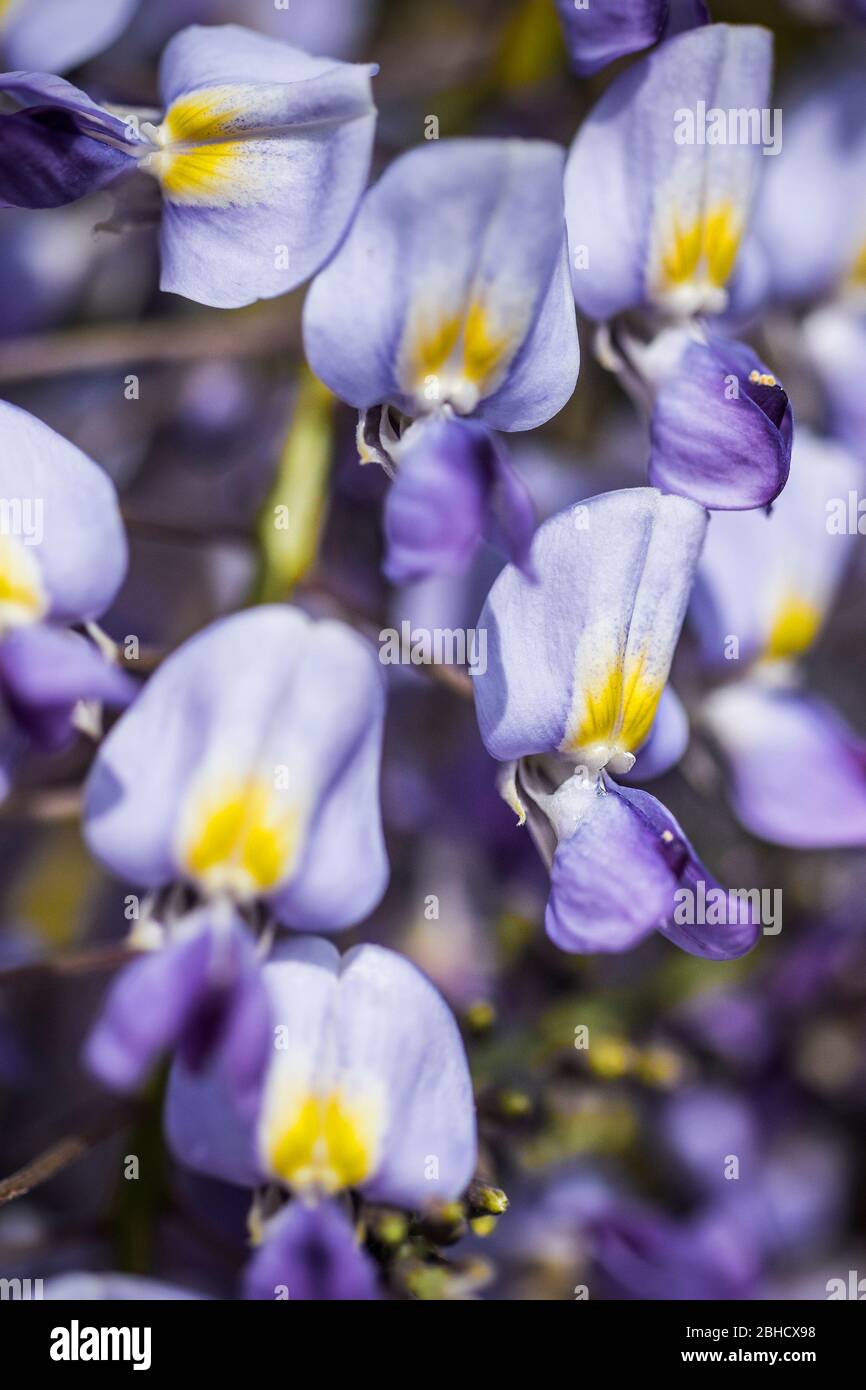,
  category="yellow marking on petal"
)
[701,203,742,288]
[410,312,463,383]
[151,88,252,204]
[0,534,48,632]
[567,655,662,760]
[658,201,742,294]
[764,593,822,662]
[267,1089,380,1194]
[849,239,866,288]
[0,0,13,23]
[462,300,512,385]
[660,216,704,287]
[403,299,515,408]
[182,776,297,898]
